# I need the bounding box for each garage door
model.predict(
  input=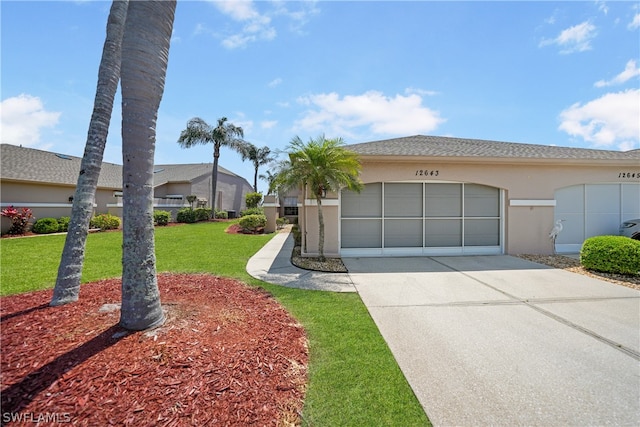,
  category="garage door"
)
[340,182,503,256]
[554,183,640,253]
